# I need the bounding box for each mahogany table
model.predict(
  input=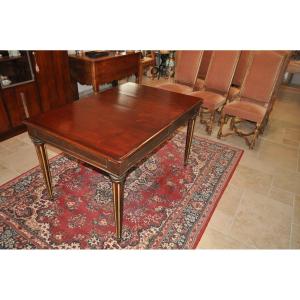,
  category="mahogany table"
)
[69,52,140,93]
[24,83,202,240]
